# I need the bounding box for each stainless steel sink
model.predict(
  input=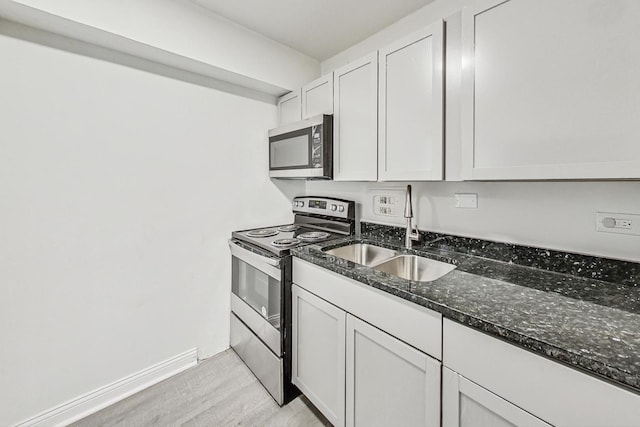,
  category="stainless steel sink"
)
[373,254,456,282]
[324,243,400,266]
